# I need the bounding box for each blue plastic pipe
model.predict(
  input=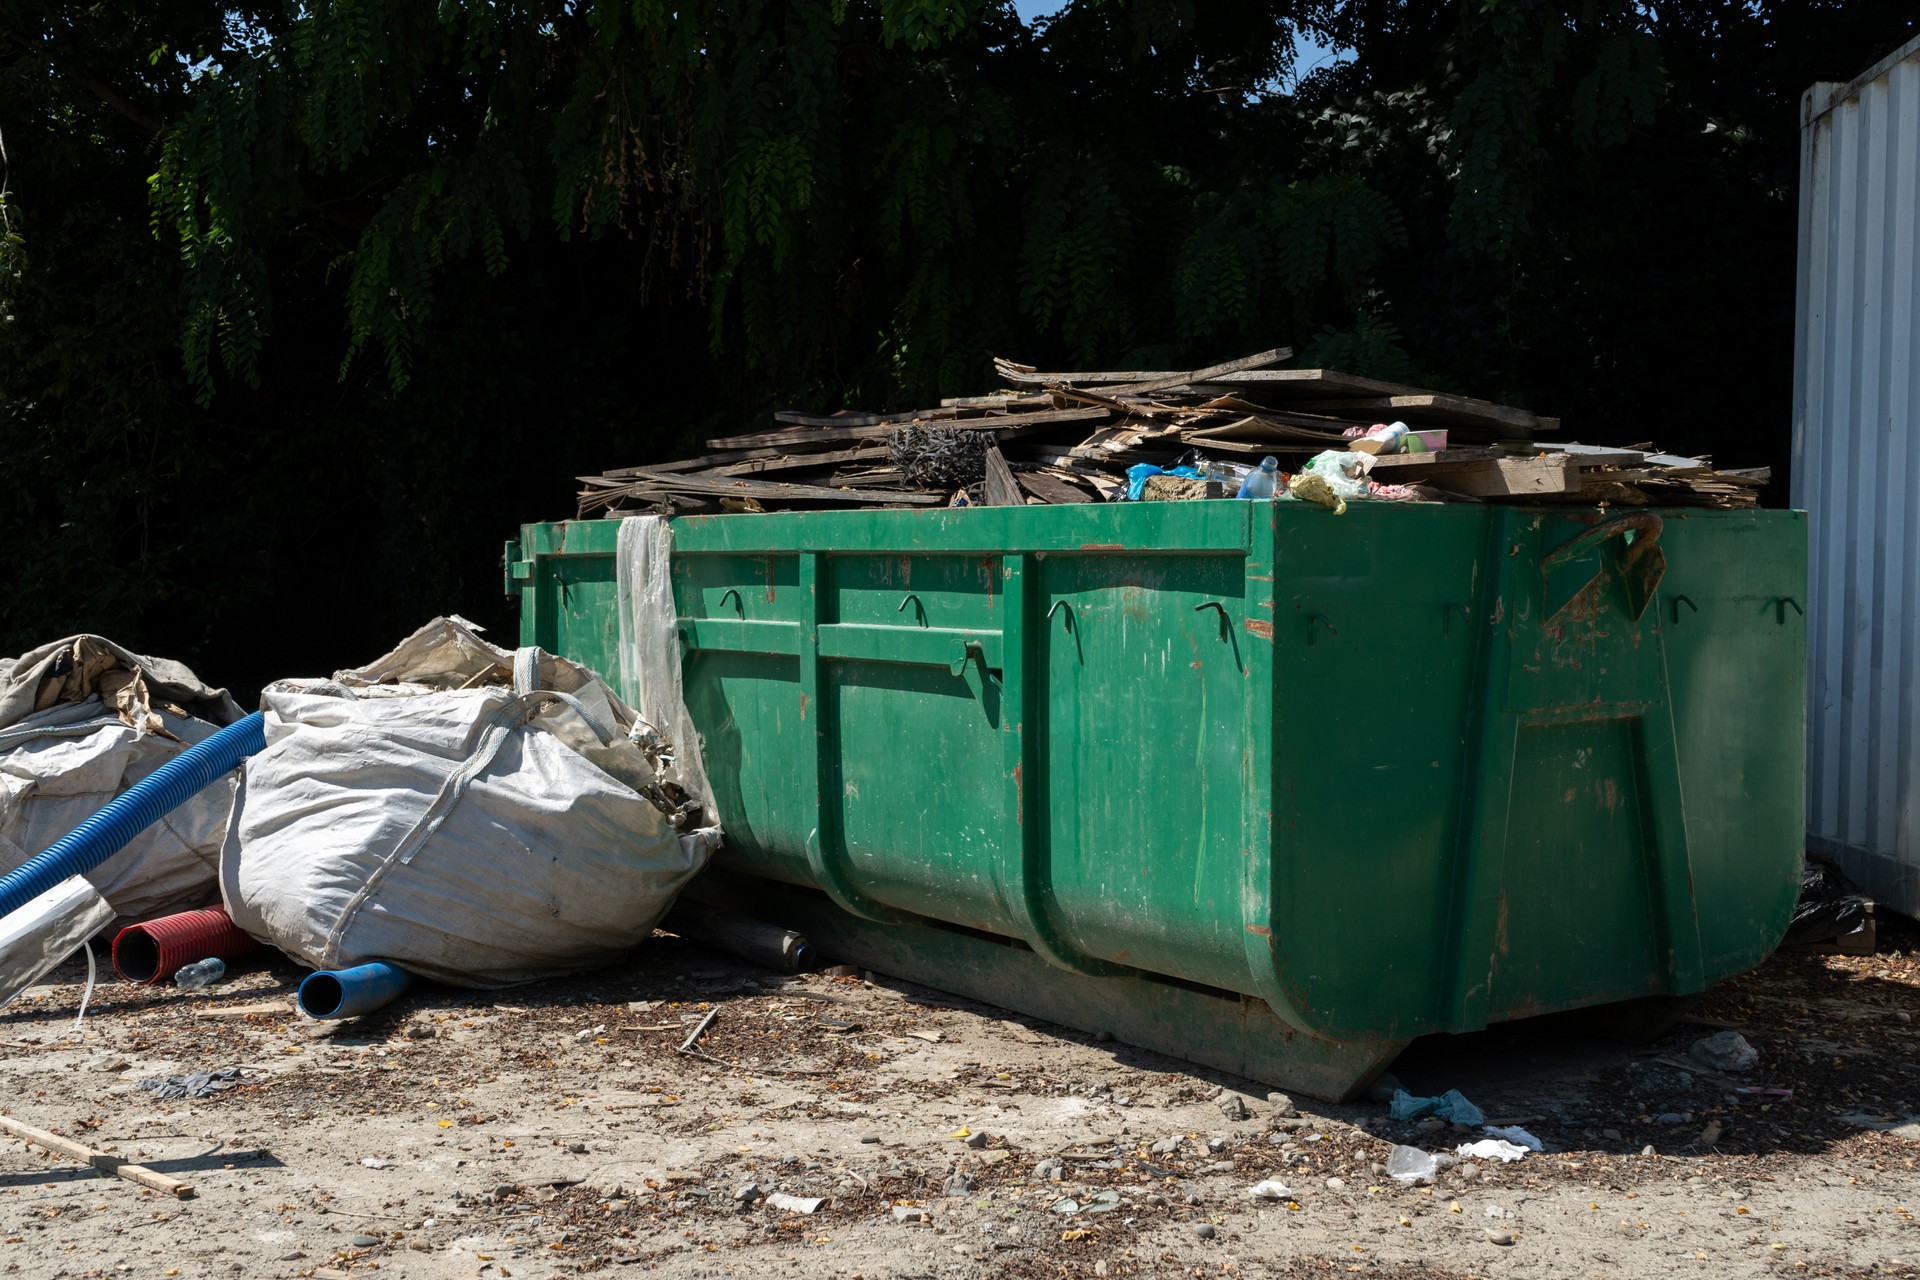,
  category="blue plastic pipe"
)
[0,711,266,921]
[298,962,414,1019]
